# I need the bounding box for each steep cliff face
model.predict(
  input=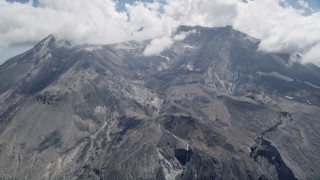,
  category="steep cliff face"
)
[0,26,319,179]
